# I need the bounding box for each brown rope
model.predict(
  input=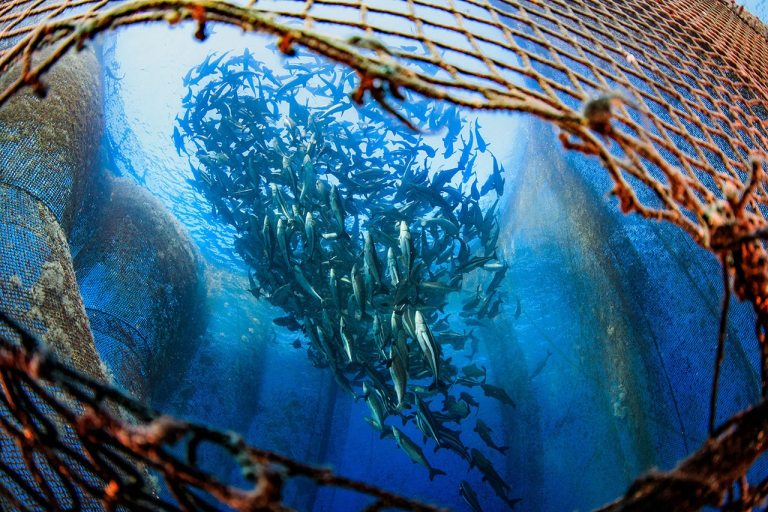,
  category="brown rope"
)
[3,0,768,510]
